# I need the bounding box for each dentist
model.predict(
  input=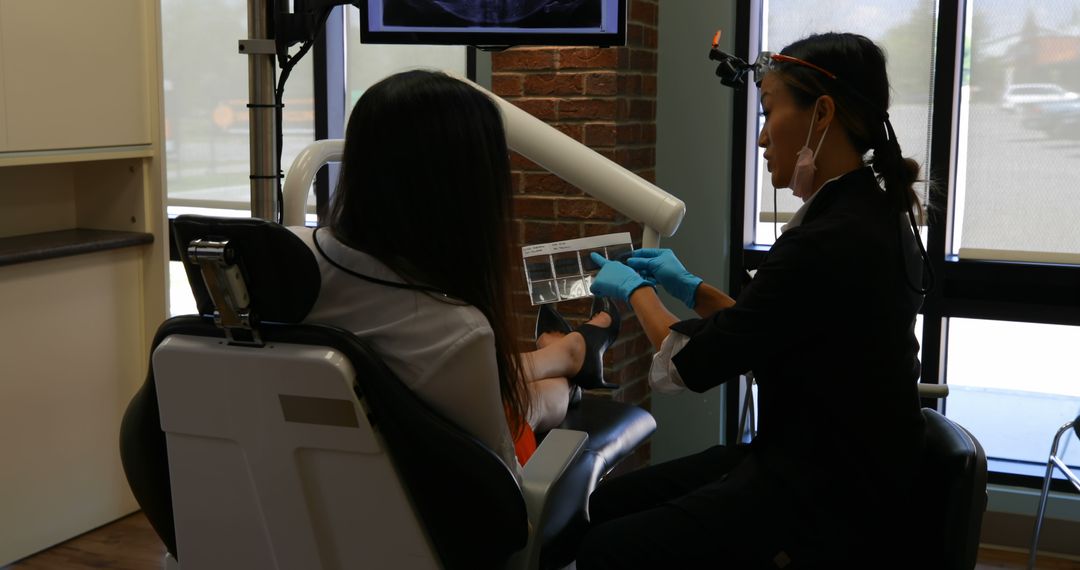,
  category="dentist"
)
[578,32,930,568]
